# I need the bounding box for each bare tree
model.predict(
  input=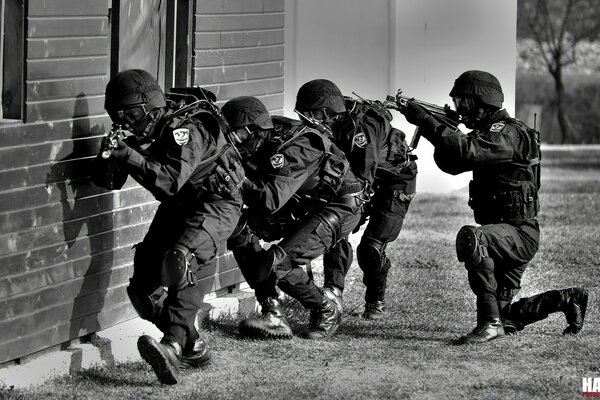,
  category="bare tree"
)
[519,0,600,143]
